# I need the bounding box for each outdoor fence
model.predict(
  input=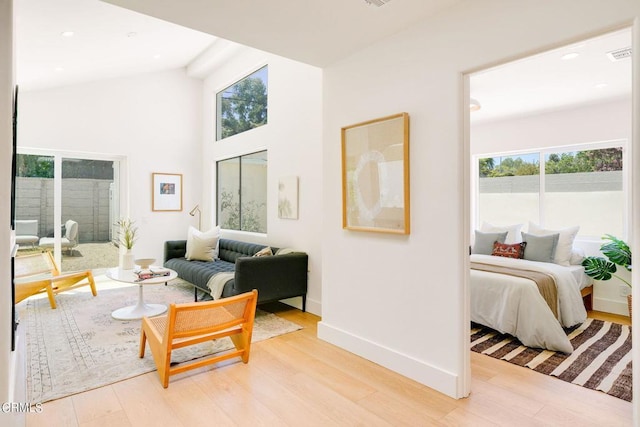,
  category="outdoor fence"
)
[15,177,114,243]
